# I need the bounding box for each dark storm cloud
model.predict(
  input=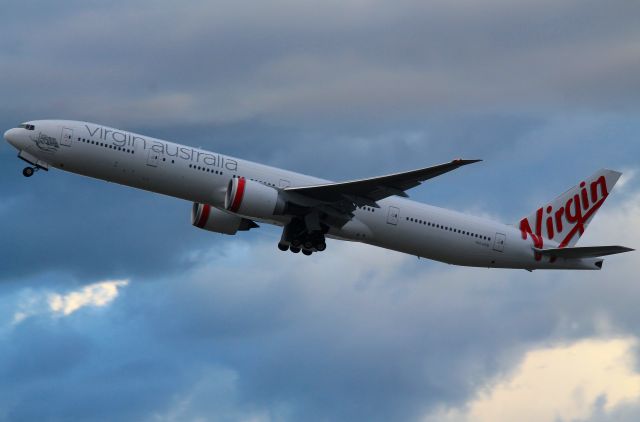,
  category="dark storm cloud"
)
[1,0,639,127]
[2,208,639,422]
[0,244,550,421]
